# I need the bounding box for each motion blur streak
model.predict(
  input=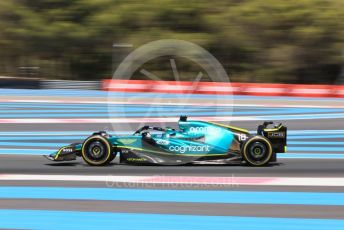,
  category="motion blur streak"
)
[1,210,344,230]
[0,89,343,229]
[0,0,343,228]
[1,186,344,205]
